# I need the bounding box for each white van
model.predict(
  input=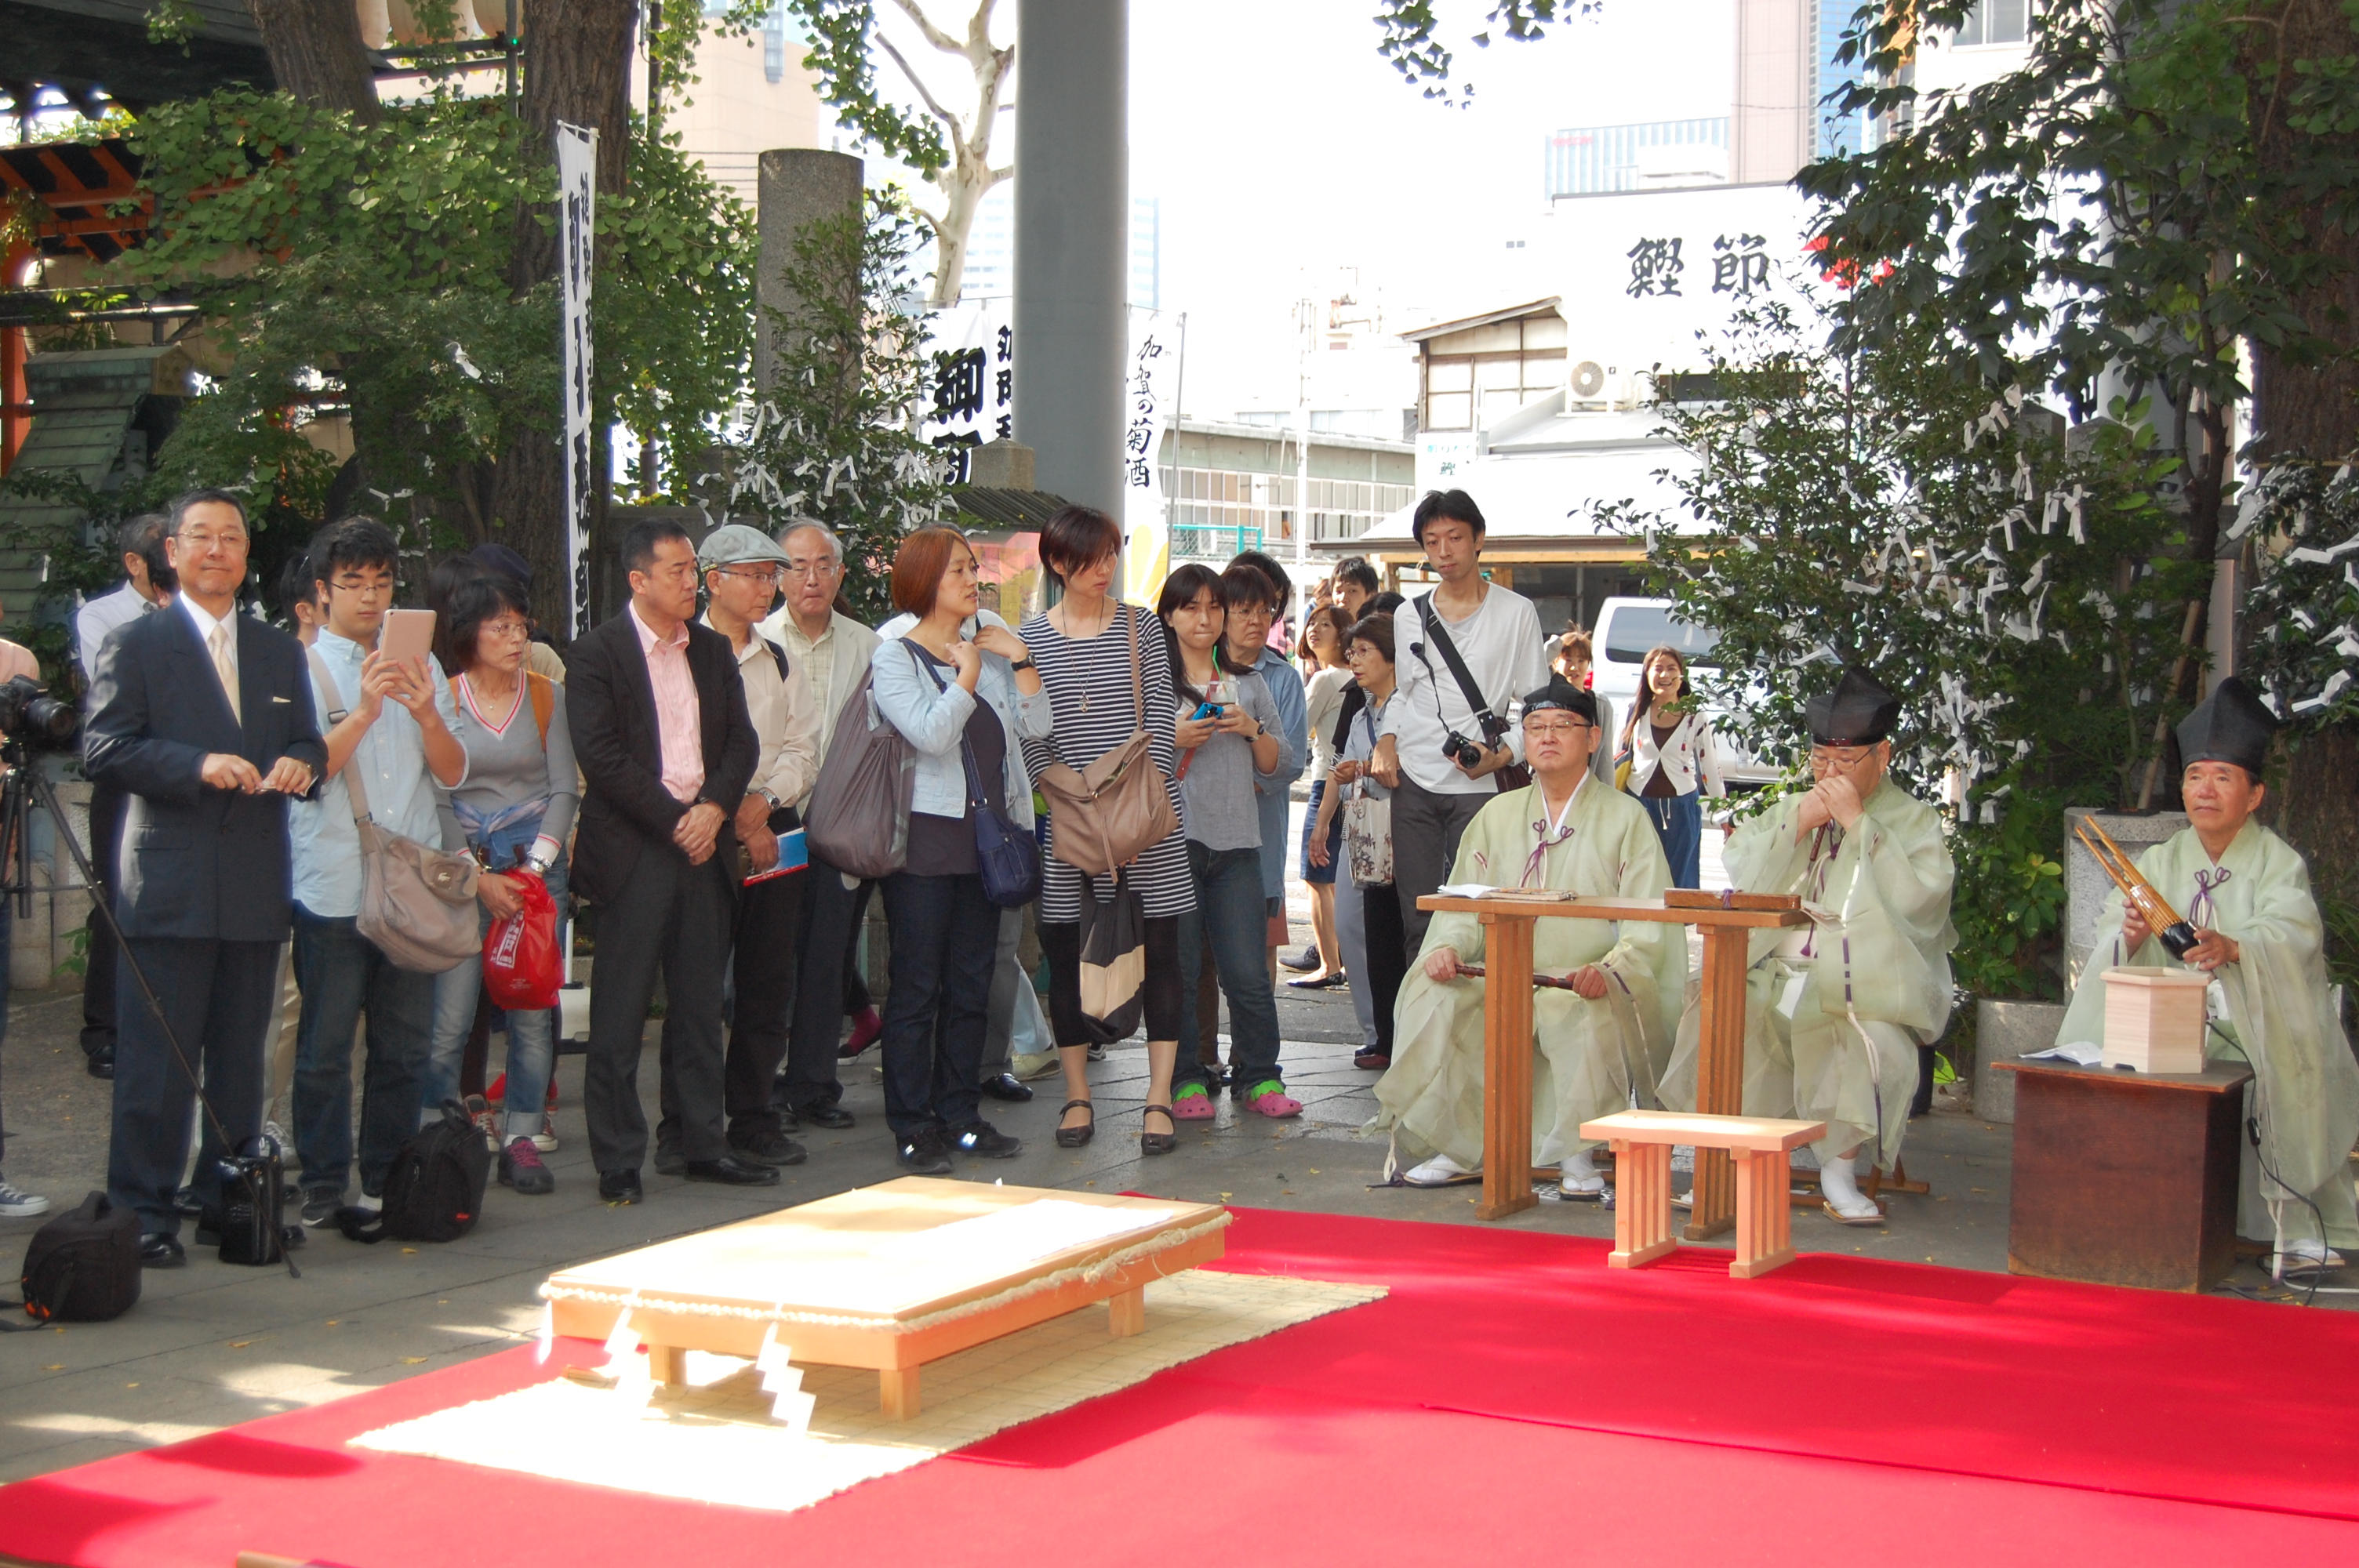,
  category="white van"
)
[1589,597,1779,789]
